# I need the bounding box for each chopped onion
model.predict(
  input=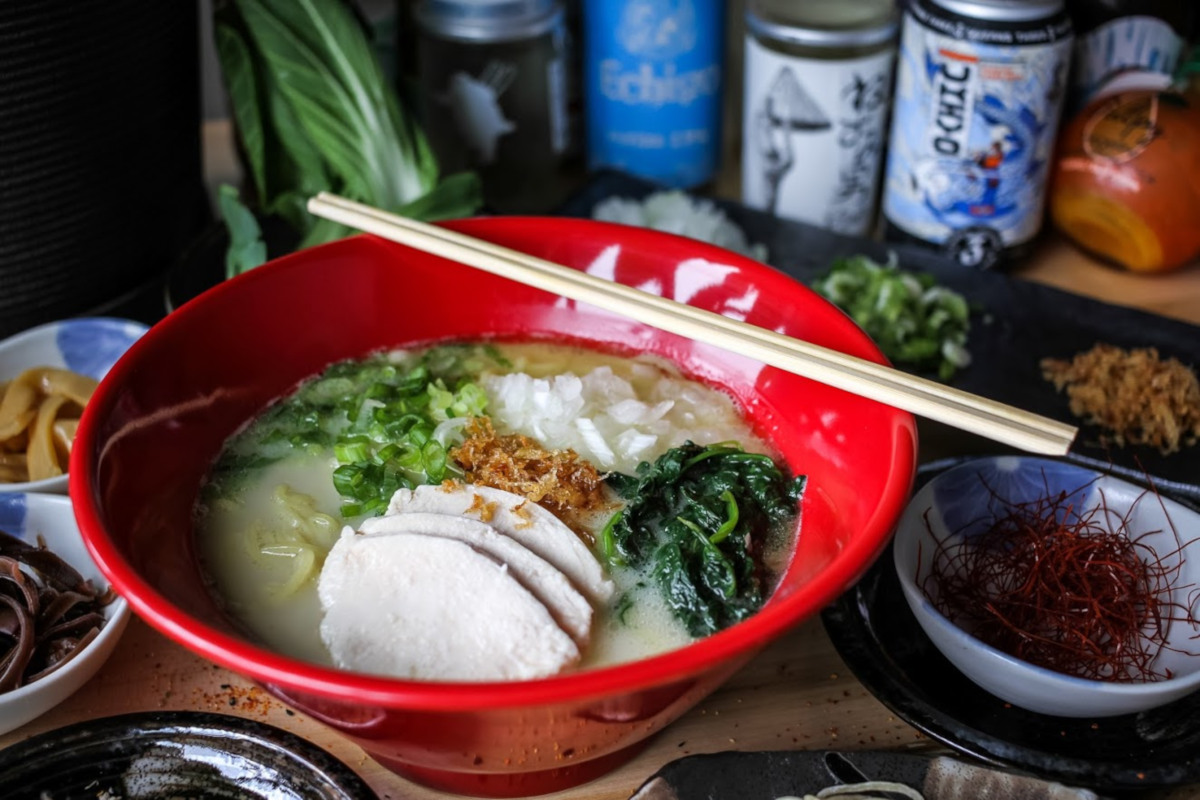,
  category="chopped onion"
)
[482,363,761,475]
[433,416,470,447]
[574,418,616,467]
